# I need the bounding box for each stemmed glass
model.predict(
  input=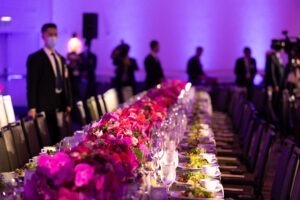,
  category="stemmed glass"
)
[149,129,164,181]
[160,163,176,193]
